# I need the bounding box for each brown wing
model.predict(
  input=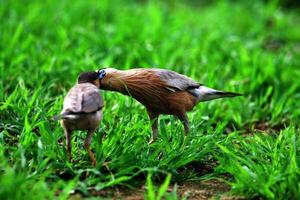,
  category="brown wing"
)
[62,83,103,114]
[151,69,201,92]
